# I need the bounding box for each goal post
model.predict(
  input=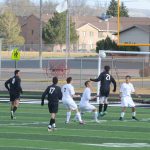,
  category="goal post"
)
[97,50,150,103]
